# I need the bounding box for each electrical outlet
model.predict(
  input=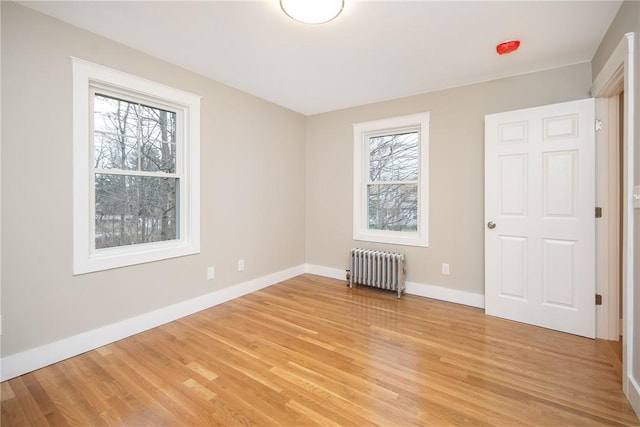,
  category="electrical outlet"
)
[207,266,215,280]
[238,259,245,271]
[442,263,450,275]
